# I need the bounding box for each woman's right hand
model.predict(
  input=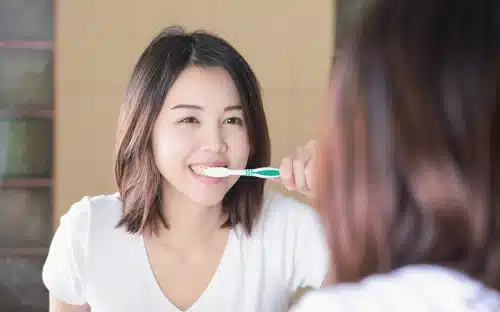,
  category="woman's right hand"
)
[276,140,318,199]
